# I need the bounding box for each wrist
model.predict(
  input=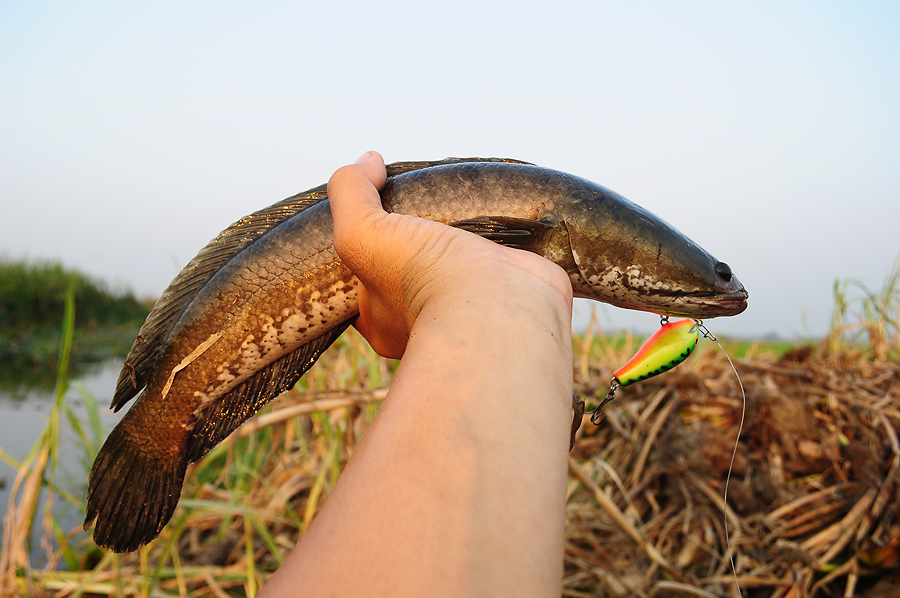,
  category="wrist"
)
[401,257,575,417]
[403,250,574,342]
